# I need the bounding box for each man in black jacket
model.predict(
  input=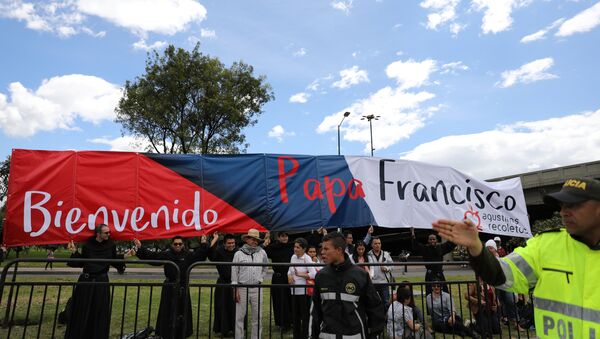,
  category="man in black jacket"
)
[411,227,456,294]
[208,232,238,336]
[263,231,294,330]
[311,232,385,339]
[133,235,209,339]
[65,224,132,339]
